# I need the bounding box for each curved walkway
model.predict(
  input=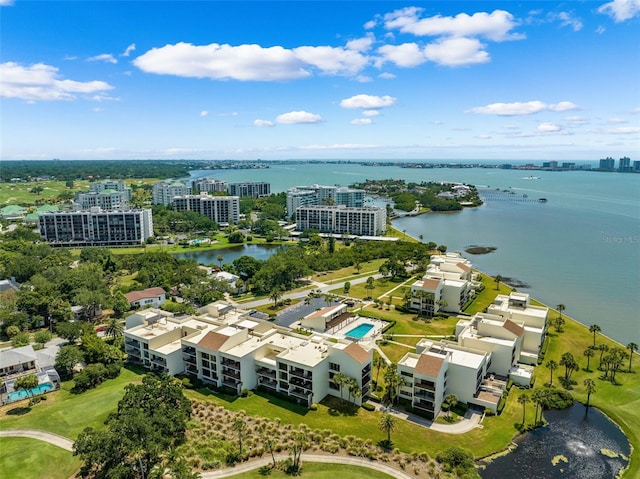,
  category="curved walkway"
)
[0,428,74,451]
[201,453,415,479]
